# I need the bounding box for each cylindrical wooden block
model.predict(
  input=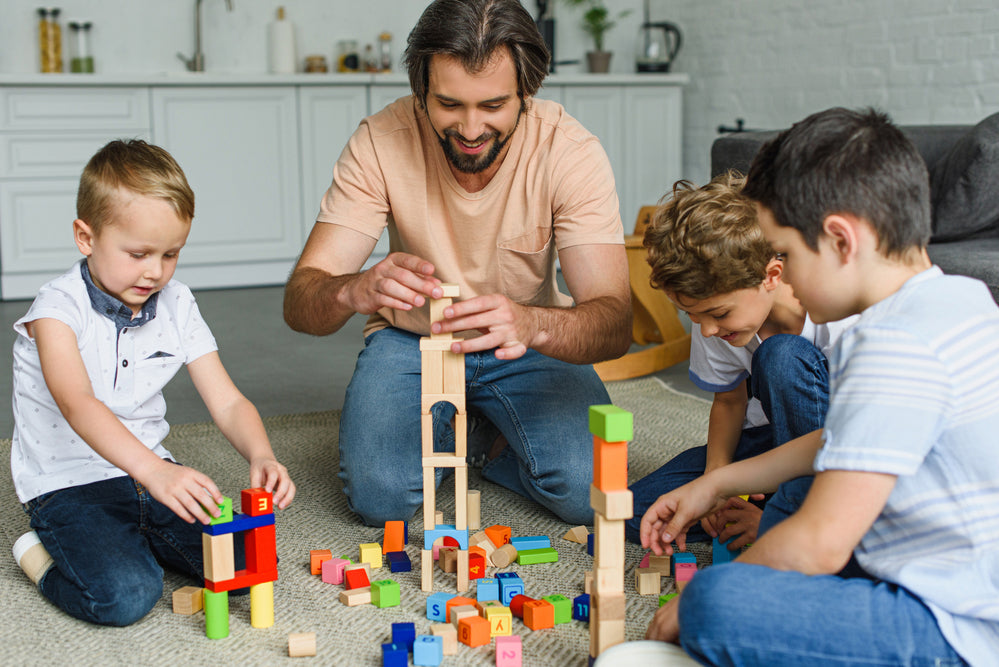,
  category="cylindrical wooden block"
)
[250,581,274,628]
[490,543,518,568]
[203,589,229,639]
[288,632,317,657]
